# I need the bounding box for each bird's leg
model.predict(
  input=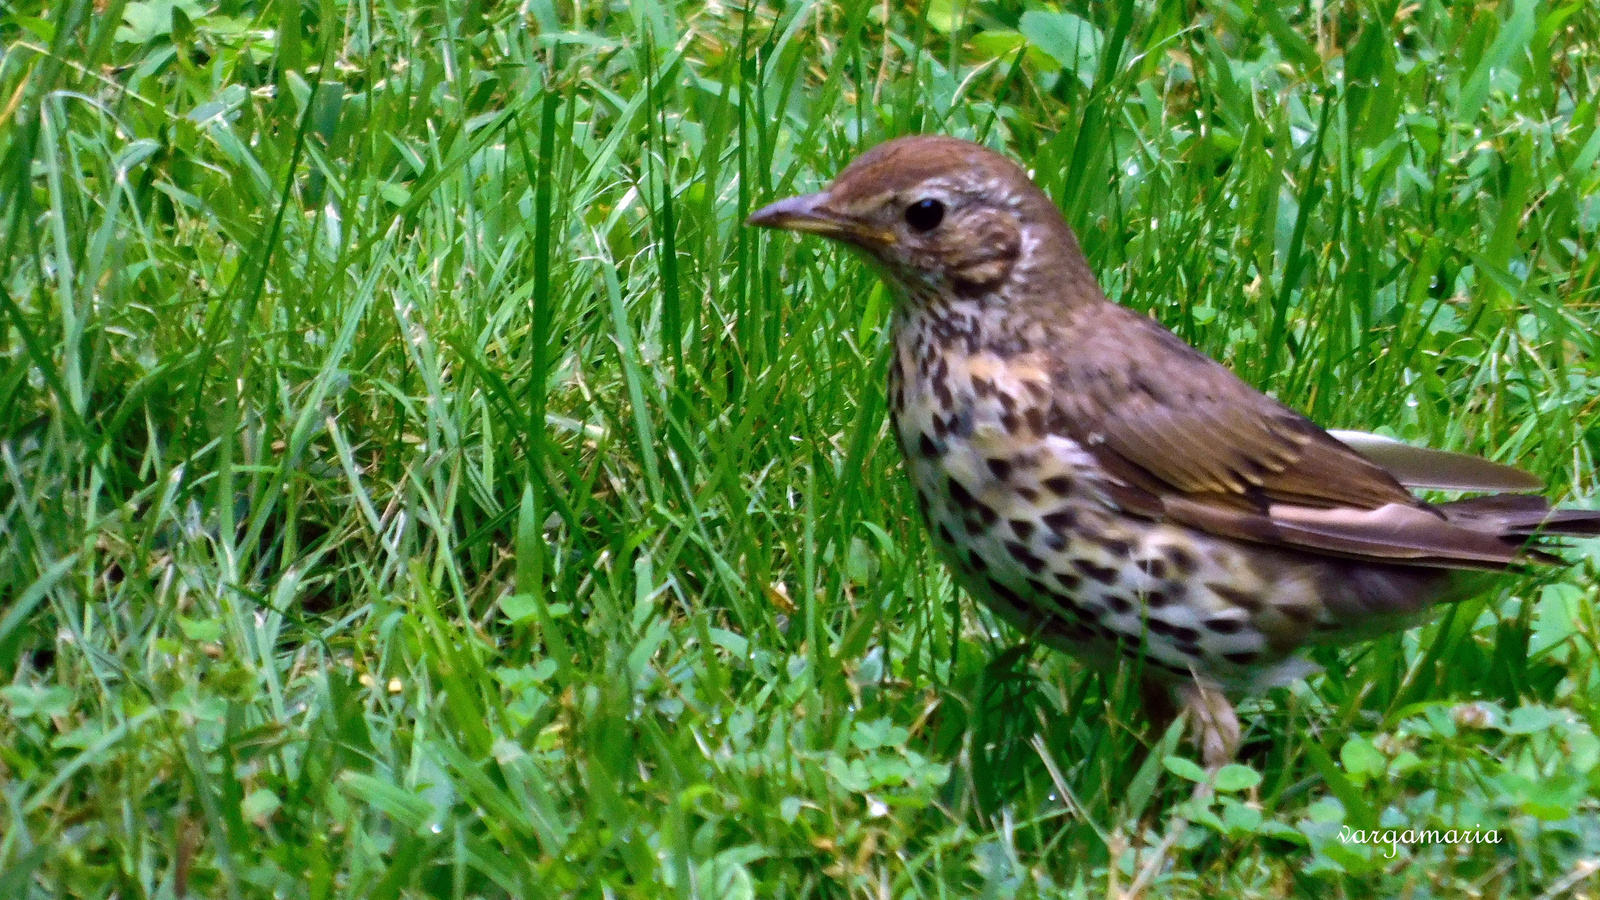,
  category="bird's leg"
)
[1138,674,1178,729]
[1174,680,1240,771]
[1122,677,1231,900]
[1136,675,1239,770]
